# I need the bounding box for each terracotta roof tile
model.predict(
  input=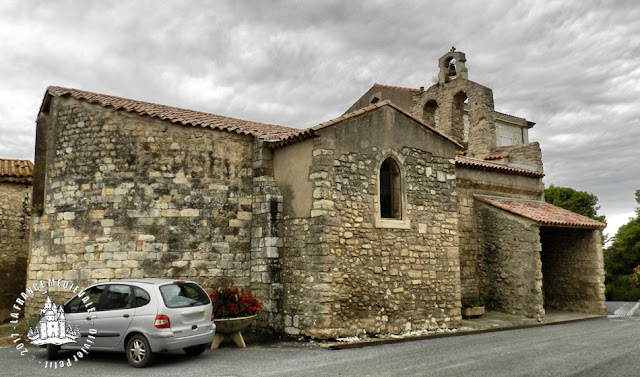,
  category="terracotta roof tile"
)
[484,153,509,160]
[0,159,34,183]
[44,86,303,140]
[456,156,544,178]
[476,195,605,229]
[372,83,422,93]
